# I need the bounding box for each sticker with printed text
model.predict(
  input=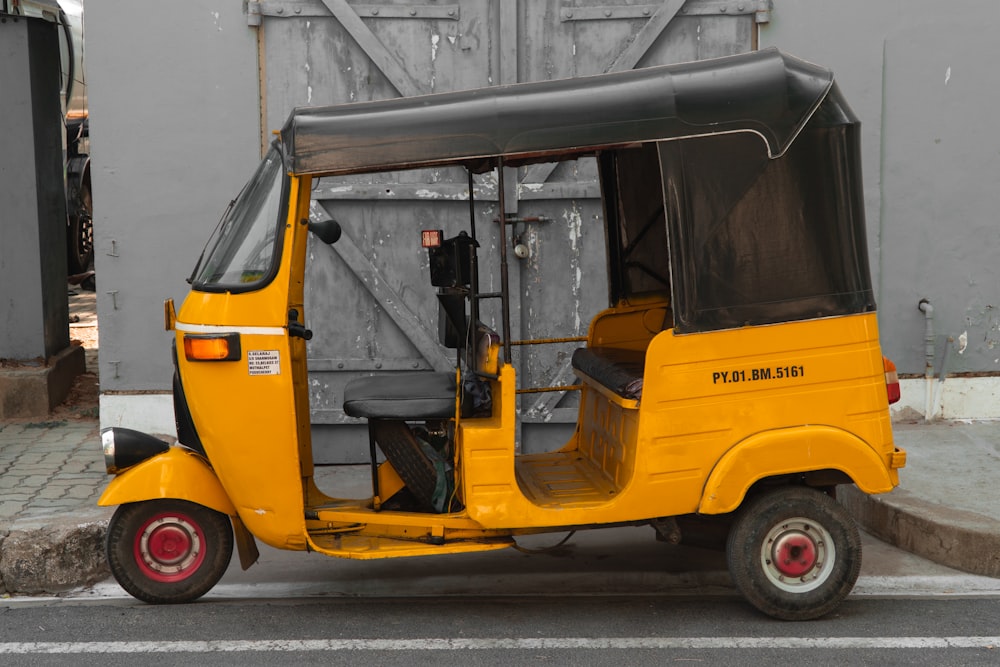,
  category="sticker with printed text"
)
[248,350,281,376]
